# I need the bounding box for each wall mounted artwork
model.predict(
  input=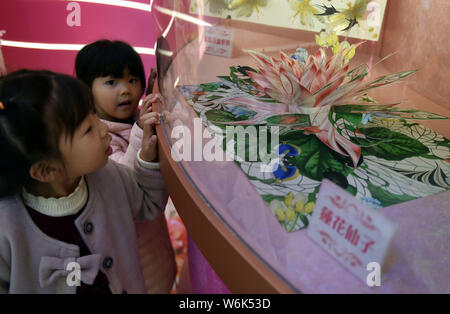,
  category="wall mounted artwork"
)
[190,0,387,41]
